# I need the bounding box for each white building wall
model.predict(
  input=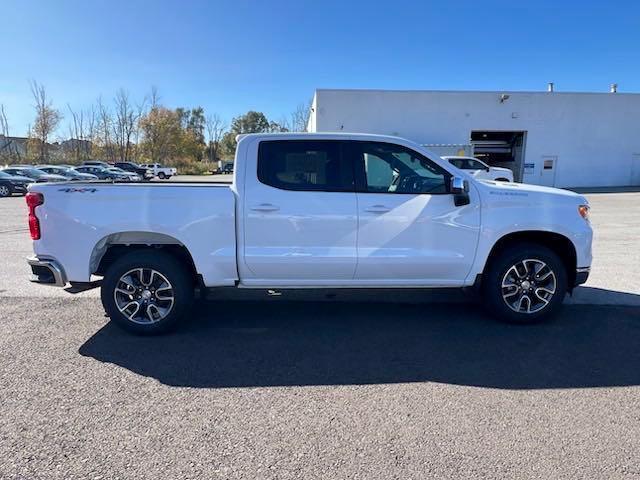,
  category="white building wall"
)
[309,89,640,187]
